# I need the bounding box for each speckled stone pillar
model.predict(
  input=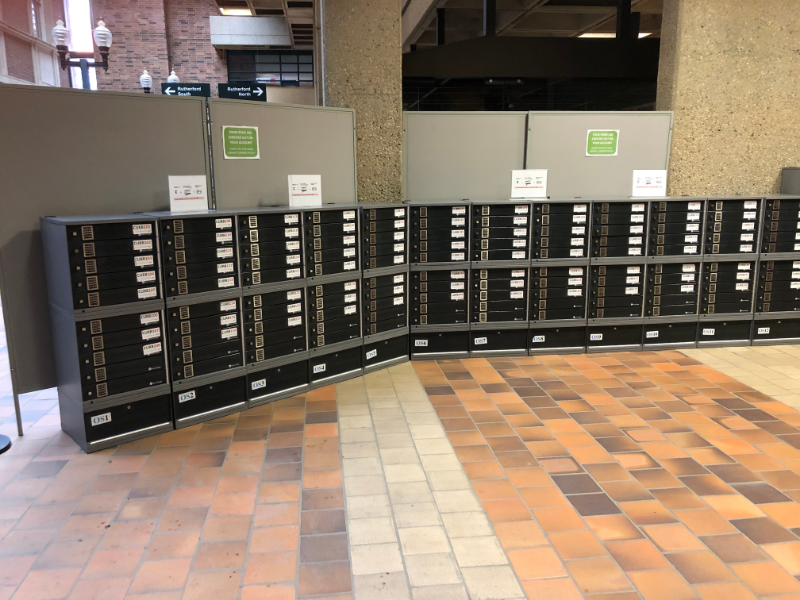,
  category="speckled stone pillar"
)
[322,0,403,203]
[657,0,800,196]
